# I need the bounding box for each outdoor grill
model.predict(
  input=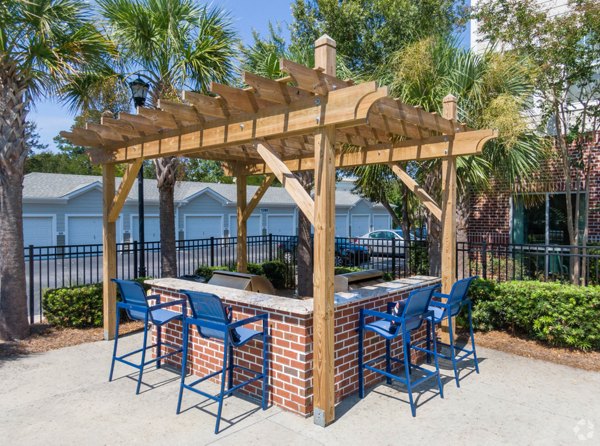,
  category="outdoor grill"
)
[334,269,385,292]
[208,270,276,295]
